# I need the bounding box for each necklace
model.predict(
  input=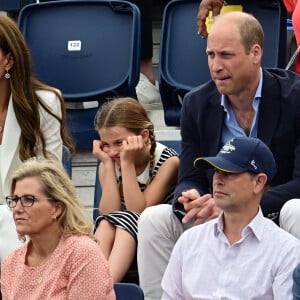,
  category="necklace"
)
[37,275,43,284]
[0,125,3,133]
[34,263,47,285]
